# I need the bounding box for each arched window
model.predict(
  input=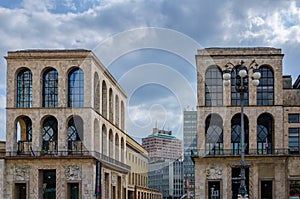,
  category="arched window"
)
[16,116,32,142]
[115,134,119,161]
[231,66,249,106]
[121,137,125,163]
[42,68,58,107]
[102,81,107,117]
[68,68,84,107]
[257,113,273,154]
[231,113,249,155]
[94,119,100,152]
[257,66,274,106]
[16,116,32,153]
[102,125,107,155]
[109,130,114,158]
[42,116,58,152]
[109,88,114,122]
[94,73,100,112]
[17,69,32,108]
[67,116,83,152]
[67,116,83,141]
[205,66,223,106]
[115,95,119,127]
[205,114,223,154]
[121,101,125,130]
